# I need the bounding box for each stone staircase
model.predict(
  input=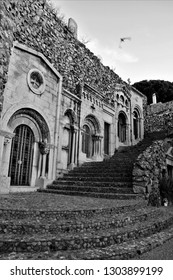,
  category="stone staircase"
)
[38,130,167,199]
[1,130,171,260]
[0,202,173,260]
